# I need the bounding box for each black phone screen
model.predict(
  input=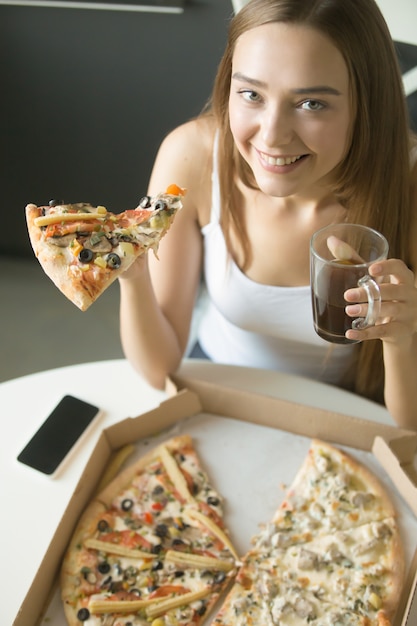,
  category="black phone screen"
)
[17,395,101,475]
